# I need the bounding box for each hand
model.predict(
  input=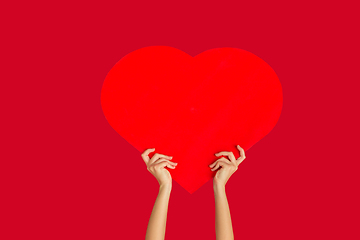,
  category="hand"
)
[141,148,178,187]
[209,145,246,187]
